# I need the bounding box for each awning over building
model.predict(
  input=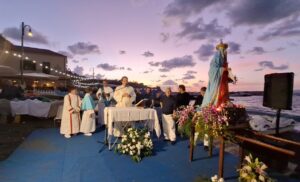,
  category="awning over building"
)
[19,72,59,80]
